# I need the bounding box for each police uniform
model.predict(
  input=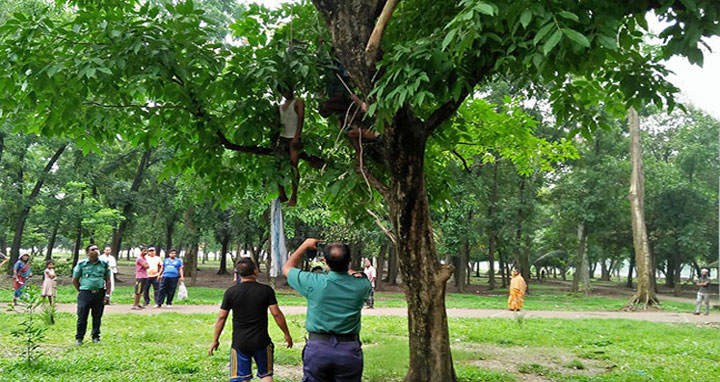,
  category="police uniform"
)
[73,258,110,343]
